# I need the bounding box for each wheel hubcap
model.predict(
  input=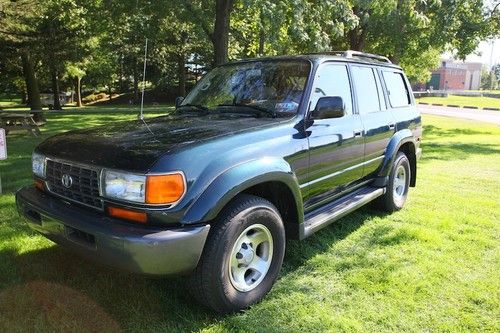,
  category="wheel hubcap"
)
[393,165,407,200]
[229,224,273,292]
